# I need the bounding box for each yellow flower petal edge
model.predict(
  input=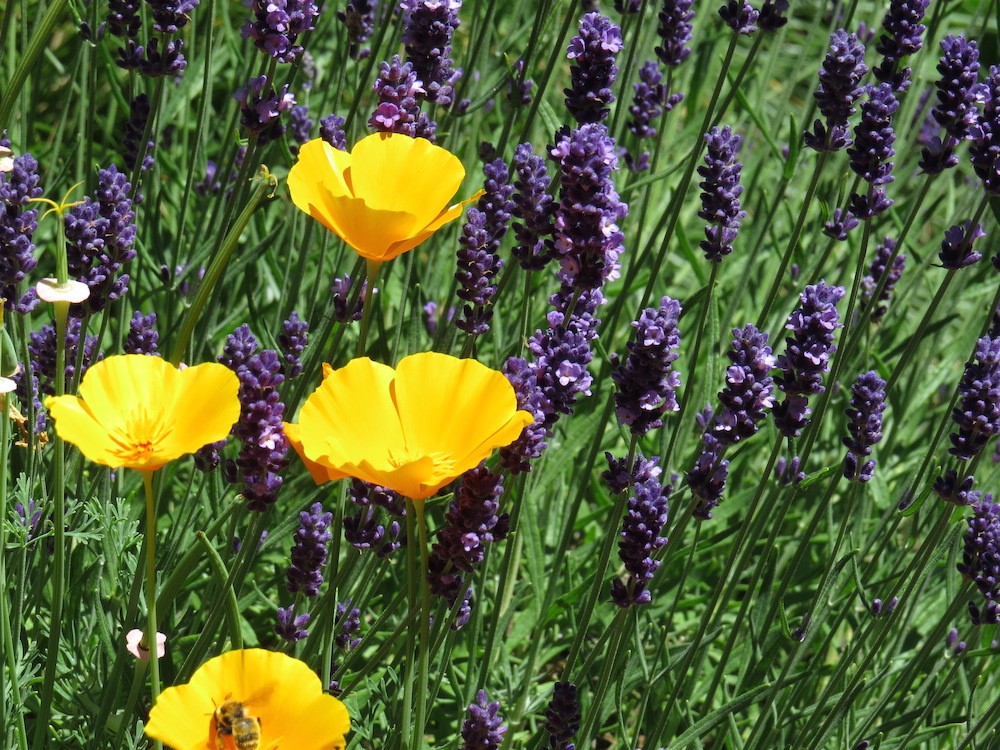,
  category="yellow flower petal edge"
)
[44,354,241,472]
[287,352,533,500]
[145,648,350,750]
[288,133,476,263]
